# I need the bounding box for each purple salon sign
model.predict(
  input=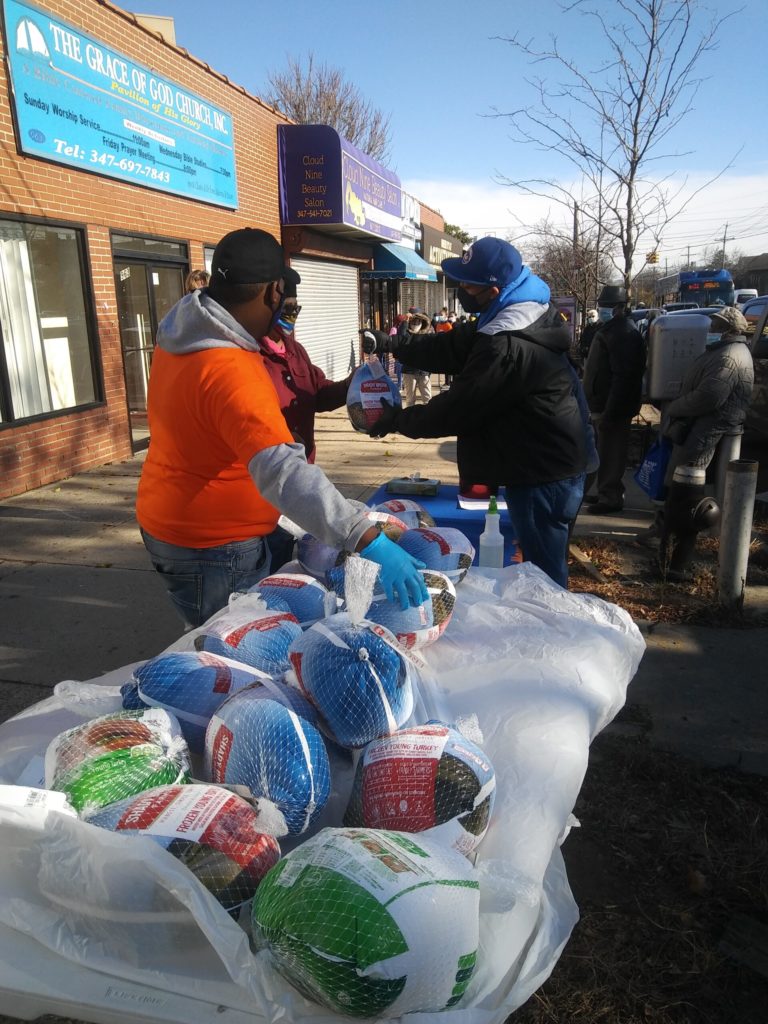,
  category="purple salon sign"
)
[278,124,402,241]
